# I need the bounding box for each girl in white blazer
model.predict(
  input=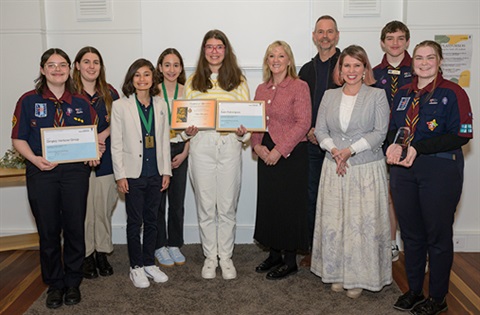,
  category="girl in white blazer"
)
[111,58,172,288]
